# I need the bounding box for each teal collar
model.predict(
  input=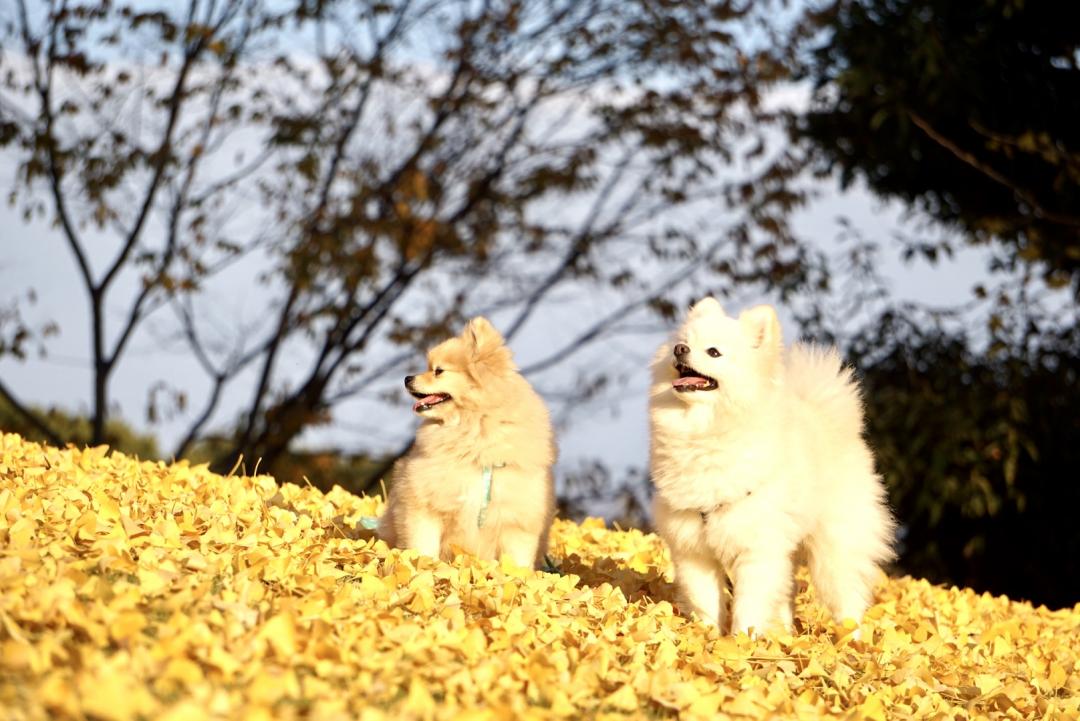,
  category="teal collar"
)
[476,462,506,528]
